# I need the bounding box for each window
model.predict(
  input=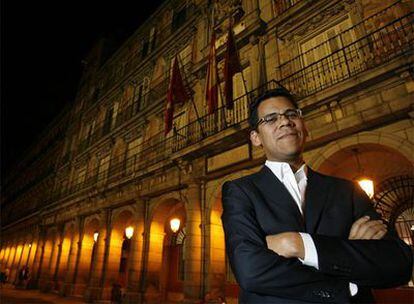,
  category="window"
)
[103,108,113,135]
[126,137,143,173]
[178,44,192,74]
[102,102,119,135]
[60,179,68,195]
[142,39,149,59]
[97,155,110,186]
[74,166,87,189]
[133,77,150,113]
[149,27,157,52]
[111,102,119,130]
[172,7,187,32]
[87,120,96,142]
[134,85,143,113]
